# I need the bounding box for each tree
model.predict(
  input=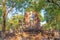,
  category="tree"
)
[1,0,24,39]
[2,0,7,39]
[1,0,29,38]
[8,14,23,31]
[44,0,60,30]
